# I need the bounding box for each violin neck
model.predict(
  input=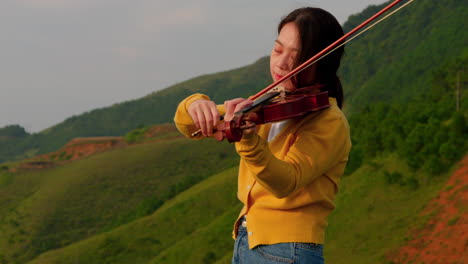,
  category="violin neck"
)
[235,92,280,115]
